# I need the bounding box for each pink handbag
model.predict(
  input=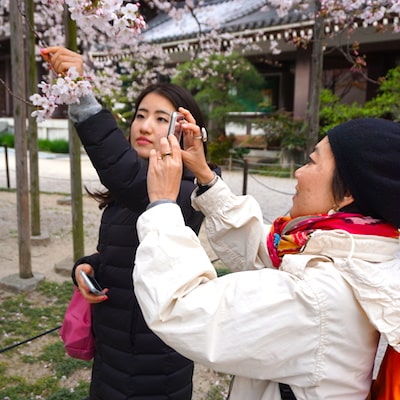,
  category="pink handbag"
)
[59,286,95,361]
